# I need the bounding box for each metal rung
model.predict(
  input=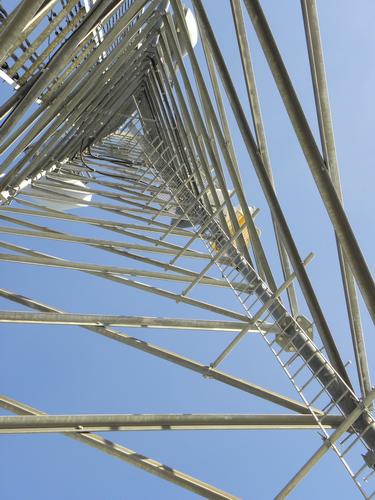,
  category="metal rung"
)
[250,254,314,326]
[364,469,375,482]
[320,388,350,414]
[299,362,328,392]
[221,265,238,279]
[288,350,320,379]
[268,340,281,354]
[131,139,160,167]
[239,289,259,307]
[149,171,189,220]
[342,421,375,458]
[258,302,280,325]
[181,221,249,296]
[228,271,244,286]
[285,345,323,373]
[146,158,182,204]
[354,464,368,479]
[232,273,252,289]
[162,205,195,240]
[237,290,256,304]
[339,431,356,447]
[310,384,336,409]
[233,278,256,303]
[243,284,269,313]
[140,154,172,191]
[165,185,232,245]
